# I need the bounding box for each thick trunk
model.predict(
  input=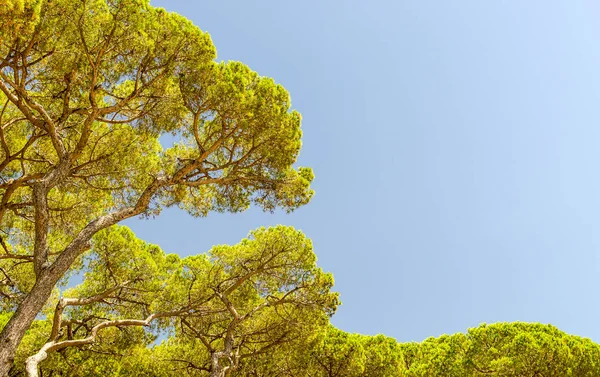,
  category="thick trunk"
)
[0,274,56,377]
[210,352,229,377]
[210,353,223,377]
[210,366,225,377]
